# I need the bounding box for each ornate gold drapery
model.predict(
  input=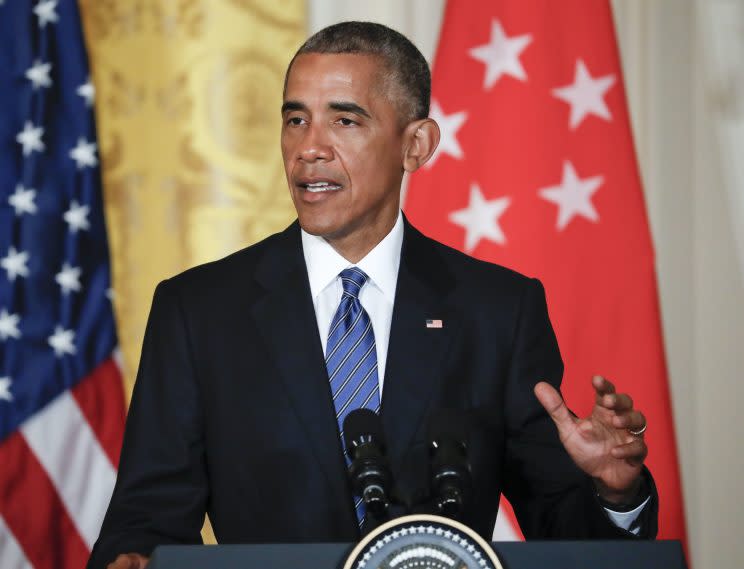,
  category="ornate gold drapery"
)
[79,0,304,399]
[79,1,305,543]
